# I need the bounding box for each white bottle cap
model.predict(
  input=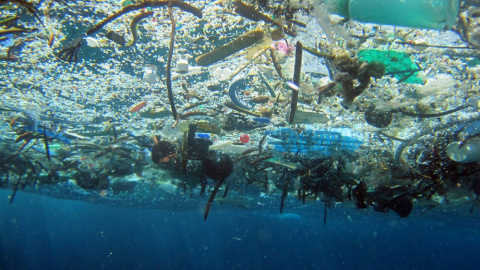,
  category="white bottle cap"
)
[176,59,189,74]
